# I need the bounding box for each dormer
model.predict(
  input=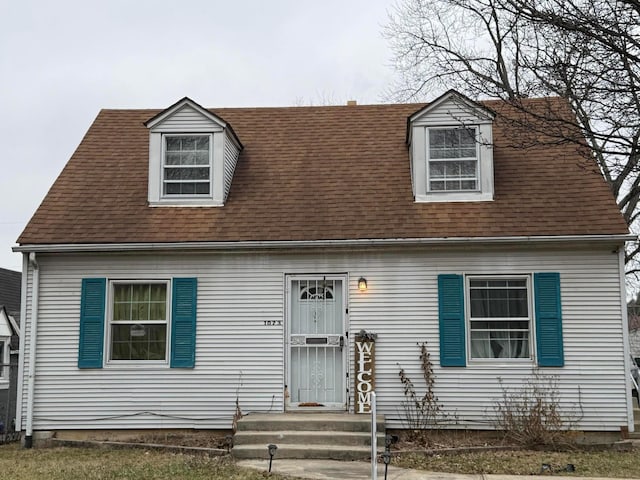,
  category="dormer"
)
[407,90,495,203]
[145,97,242,207]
